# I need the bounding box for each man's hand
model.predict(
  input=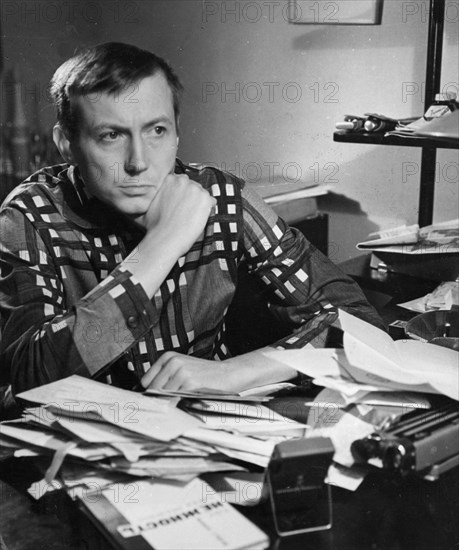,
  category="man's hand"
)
[140,350,297,393]
[123,174,216,298]
[140,352,234,392]
[137,173,216,257]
